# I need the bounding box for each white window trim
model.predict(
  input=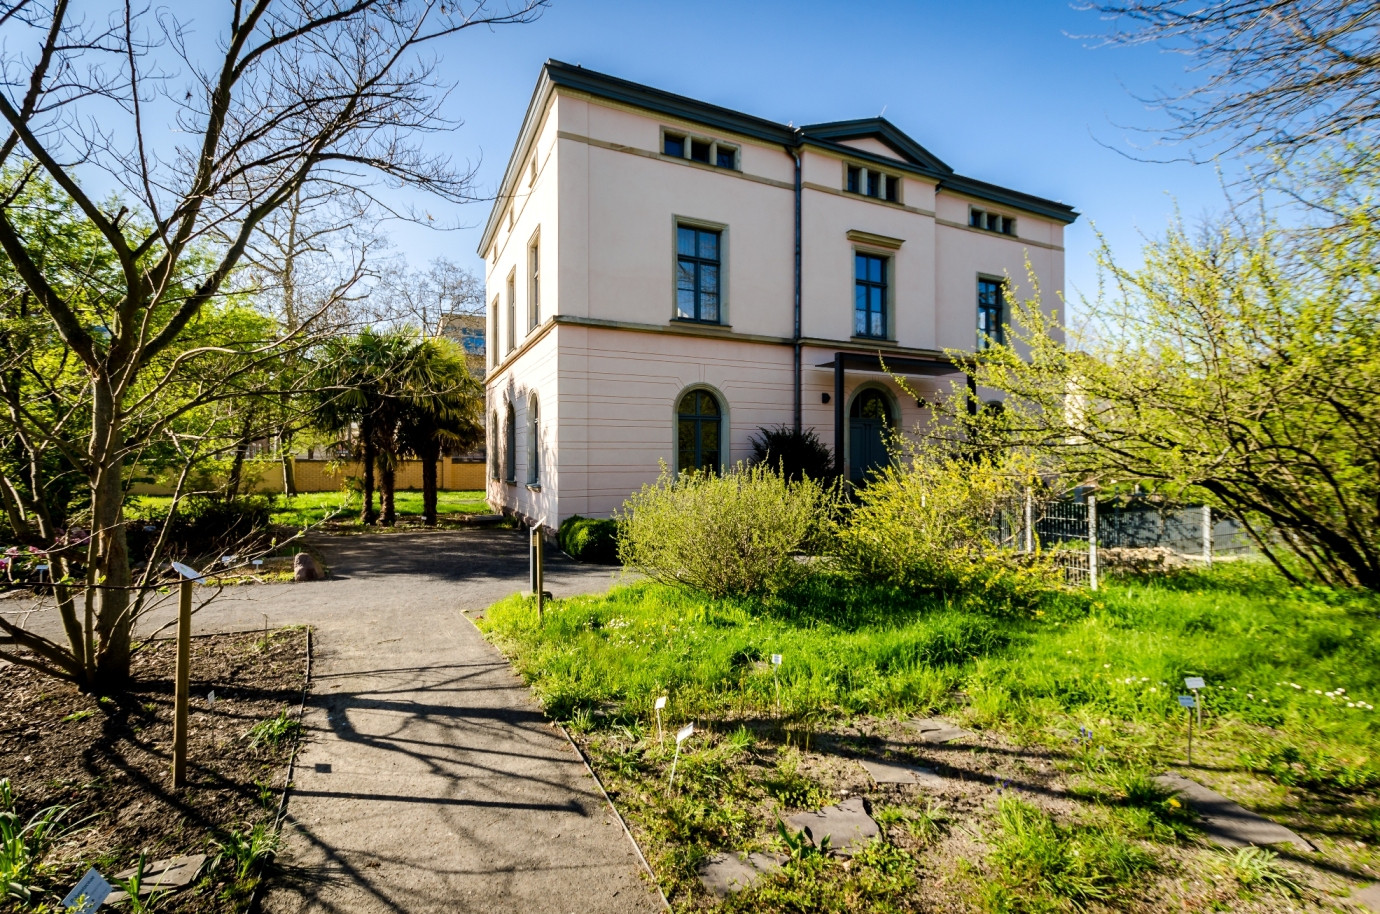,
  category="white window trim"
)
[671,215,730,326]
